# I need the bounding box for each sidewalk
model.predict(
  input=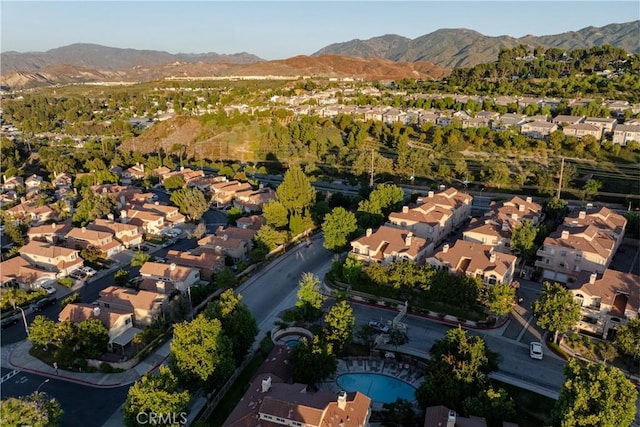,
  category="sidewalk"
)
[7,339,171,388]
